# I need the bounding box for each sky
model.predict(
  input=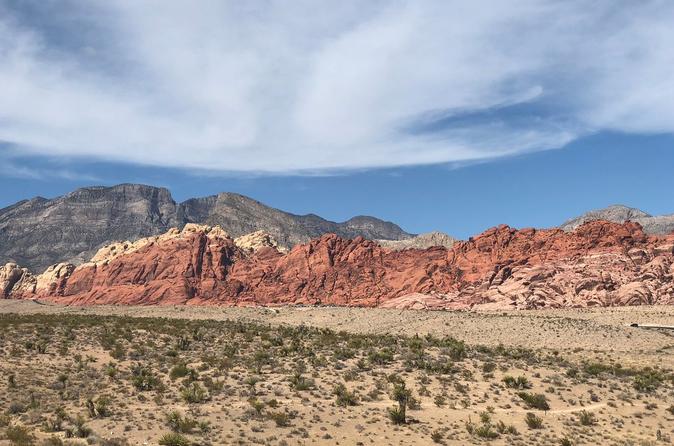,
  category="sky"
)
[1,1,673,238]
